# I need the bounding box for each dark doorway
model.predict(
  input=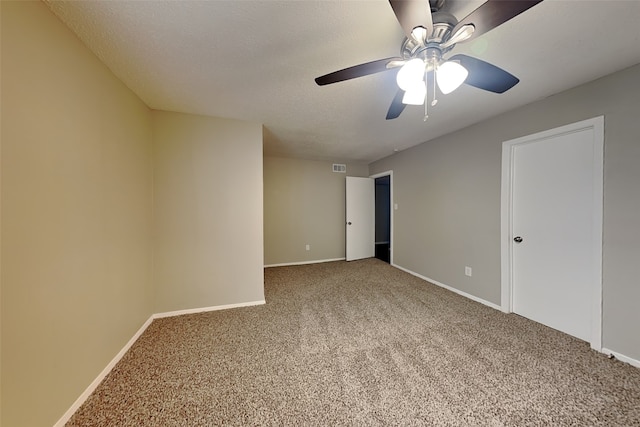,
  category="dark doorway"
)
[374,175,391,263]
